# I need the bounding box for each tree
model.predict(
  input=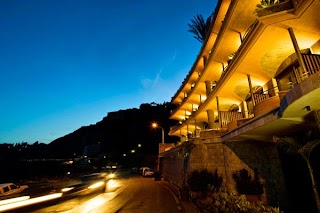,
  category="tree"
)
[187,14,212,43]
[274,135,320,212]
